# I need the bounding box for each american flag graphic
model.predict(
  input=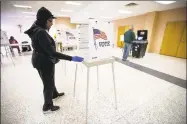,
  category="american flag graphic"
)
[93,29,107,40]
[66,31,74,36]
